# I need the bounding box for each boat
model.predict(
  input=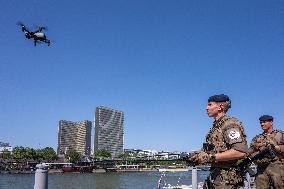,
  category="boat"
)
[61,164,94,173]
[158,168,189,172]
[158,165,189,172]
[162,182,204,189]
